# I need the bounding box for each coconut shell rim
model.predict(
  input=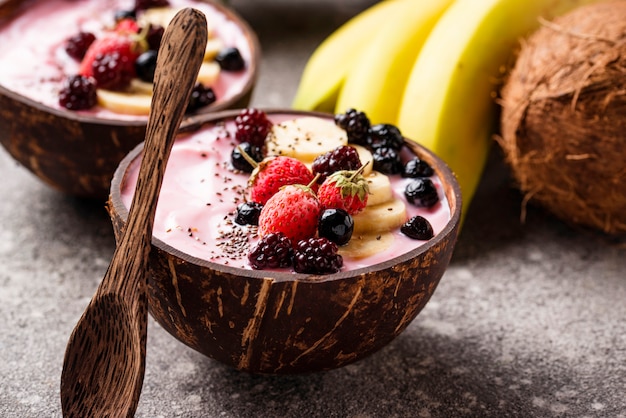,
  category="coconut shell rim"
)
[108,108,463,283]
